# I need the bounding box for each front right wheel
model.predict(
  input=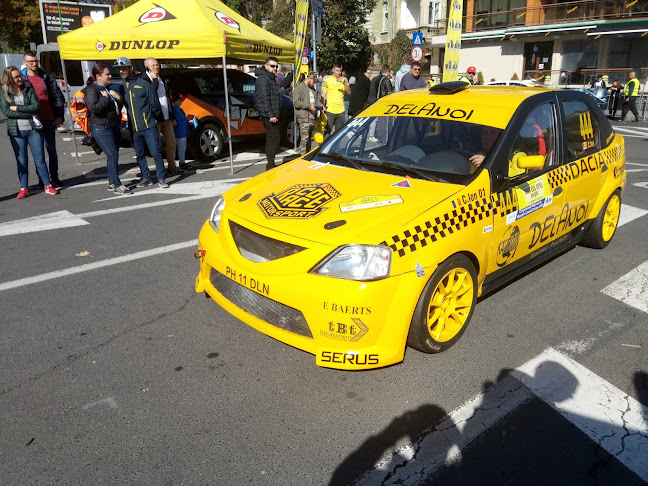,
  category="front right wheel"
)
[580,191,621,249]
[407,254,478,354]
